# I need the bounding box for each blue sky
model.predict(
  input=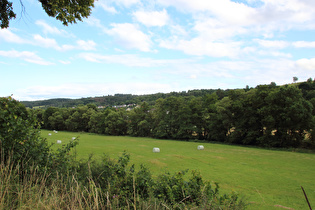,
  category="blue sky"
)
[1,0,315,101]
